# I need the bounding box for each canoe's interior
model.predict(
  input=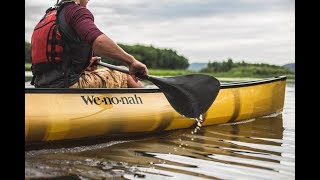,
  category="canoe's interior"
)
[25,76,287,93]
